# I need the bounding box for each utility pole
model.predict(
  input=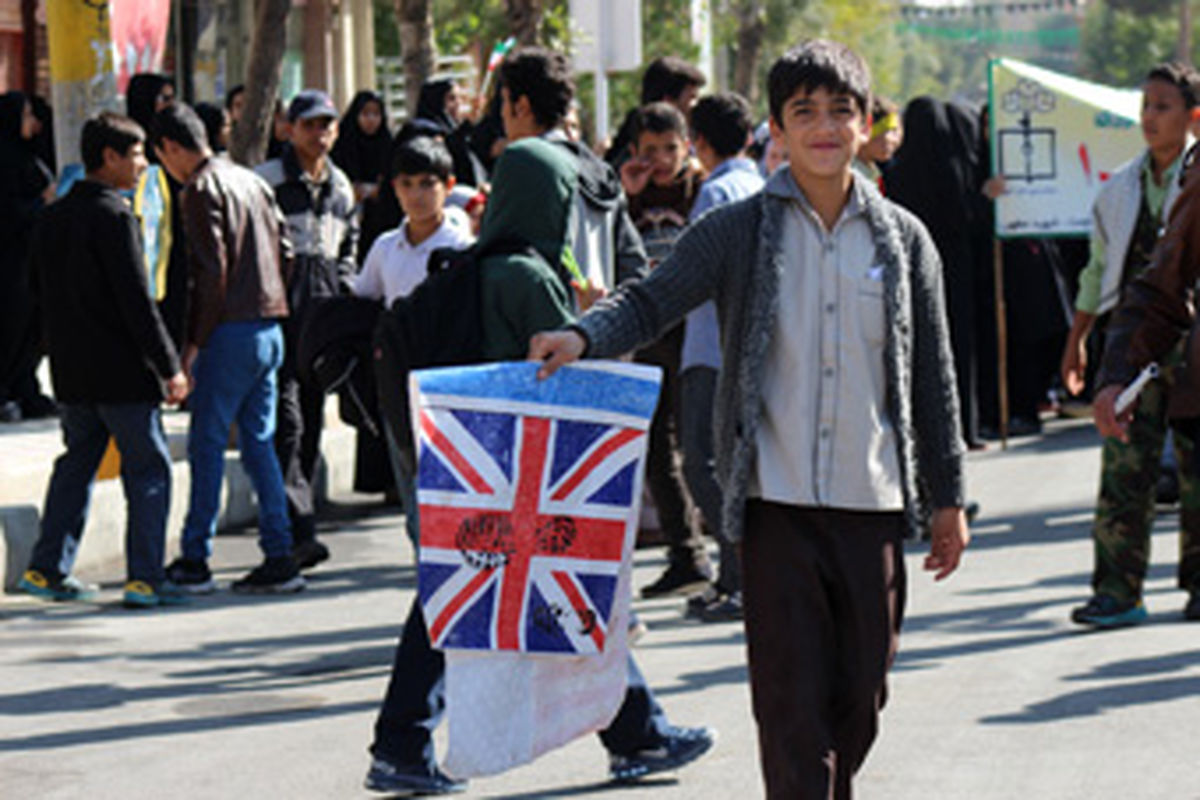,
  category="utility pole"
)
[1179,0,1192,63]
